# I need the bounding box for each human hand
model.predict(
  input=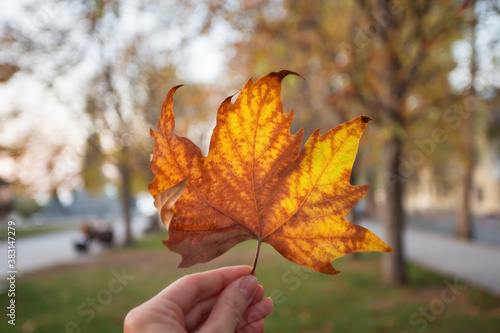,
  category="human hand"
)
[124,266,273,333]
